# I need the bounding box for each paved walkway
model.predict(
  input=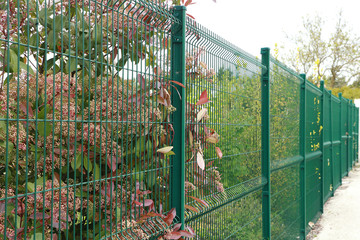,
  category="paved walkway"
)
[307,162,360,240]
